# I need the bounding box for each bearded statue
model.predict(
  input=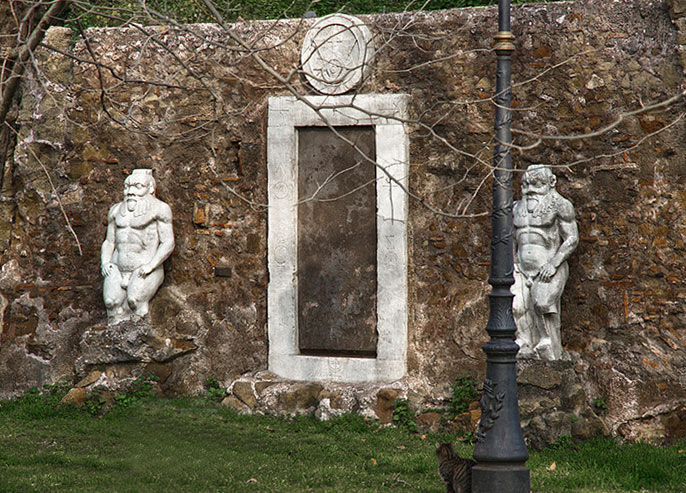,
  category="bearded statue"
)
[512,165,579,360]
[101,169,174,323]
